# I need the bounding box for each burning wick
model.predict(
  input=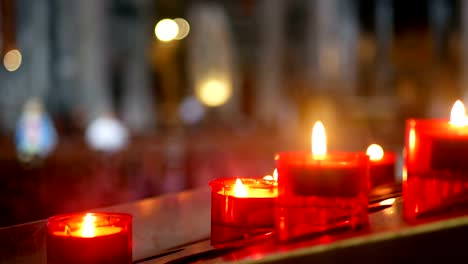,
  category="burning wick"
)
[233,178,248,198]
[81,213,97,238]
[366,144,384,161]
